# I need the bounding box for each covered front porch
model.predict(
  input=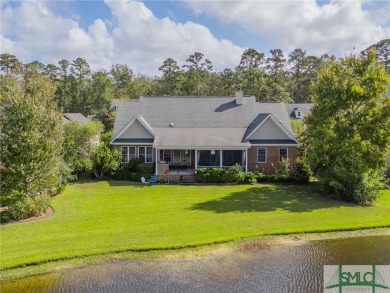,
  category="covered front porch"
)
[155,149,248,175]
